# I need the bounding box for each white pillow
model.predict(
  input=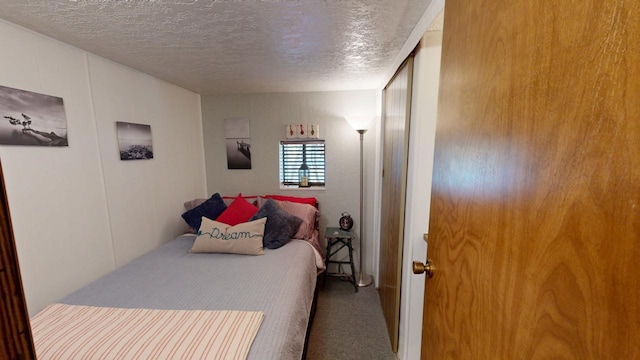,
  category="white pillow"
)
[190,217,266,255]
